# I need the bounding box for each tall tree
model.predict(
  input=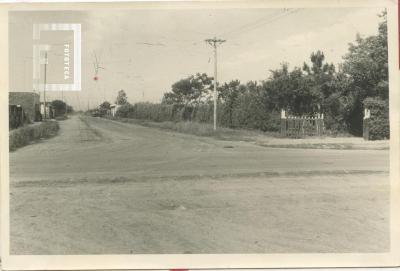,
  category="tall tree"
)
[340,10,388,135]
[51,100,67,117]
[302,50,337,112]
[115,89,128,105]
[162,73,213,105]
[262,63,314,115]
[99,101,111,116]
